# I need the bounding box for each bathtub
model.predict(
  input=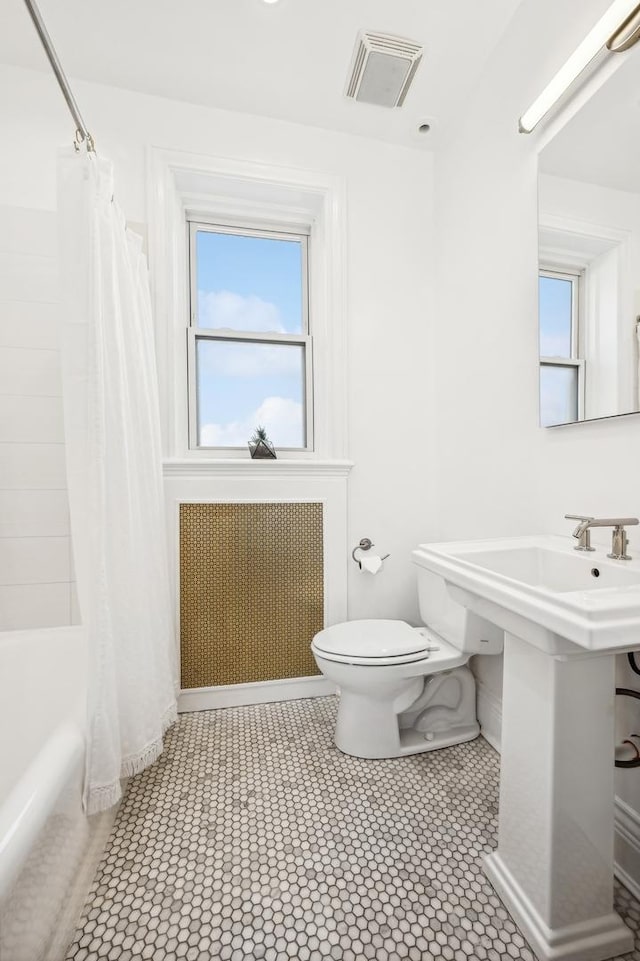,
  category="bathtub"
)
[0,626,111,961]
